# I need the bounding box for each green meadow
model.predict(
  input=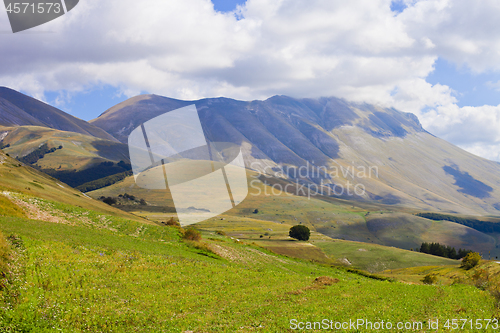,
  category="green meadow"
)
[1,152,500,332]
[0,207,499,332]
